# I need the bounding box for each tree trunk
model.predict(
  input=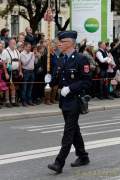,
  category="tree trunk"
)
[54,0,70,31]
[29,18,39,34]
